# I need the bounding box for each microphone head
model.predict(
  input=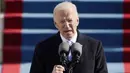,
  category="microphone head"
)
[58,42,70,56]
[71,42,82,57]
